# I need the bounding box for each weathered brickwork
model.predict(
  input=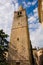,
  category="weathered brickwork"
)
[8,6,32,65]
